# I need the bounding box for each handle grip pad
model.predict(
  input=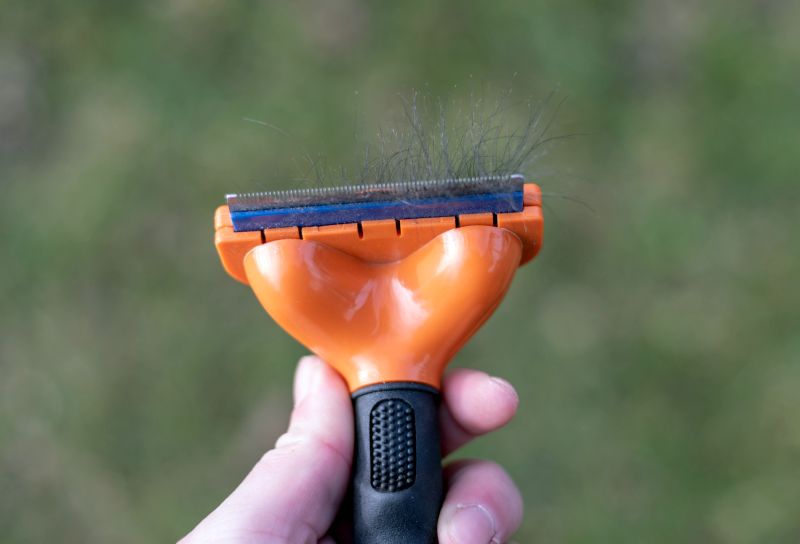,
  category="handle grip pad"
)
[352,383,443,544]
